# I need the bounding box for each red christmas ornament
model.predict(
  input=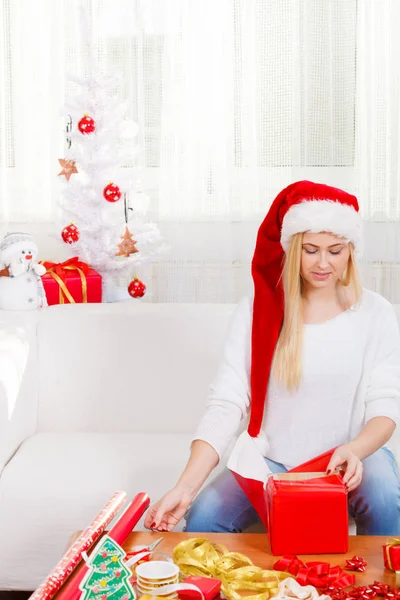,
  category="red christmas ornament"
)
[78,114,96,134]
[103,182,122,203]
[345,556,368,573]
[61,223,79,244]
[128,278,146,298]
